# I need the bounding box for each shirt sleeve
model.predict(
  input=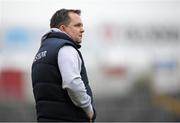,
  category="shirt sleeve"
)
[57,45,93,114]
